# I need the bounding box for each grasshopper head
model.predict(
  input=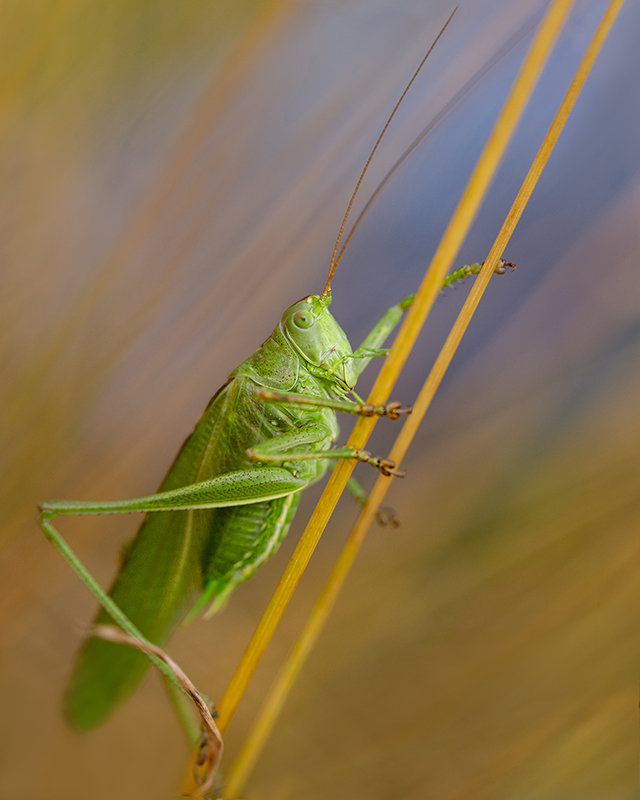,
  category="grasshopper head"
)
[281,293,357,393]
